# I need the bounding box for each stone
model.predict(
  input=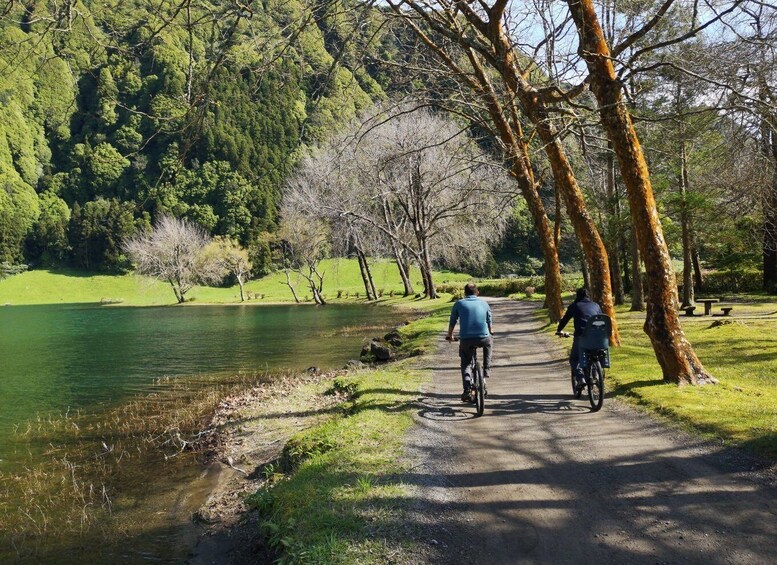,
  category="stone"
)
[384,329,404,347]
[370,340,392,361]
